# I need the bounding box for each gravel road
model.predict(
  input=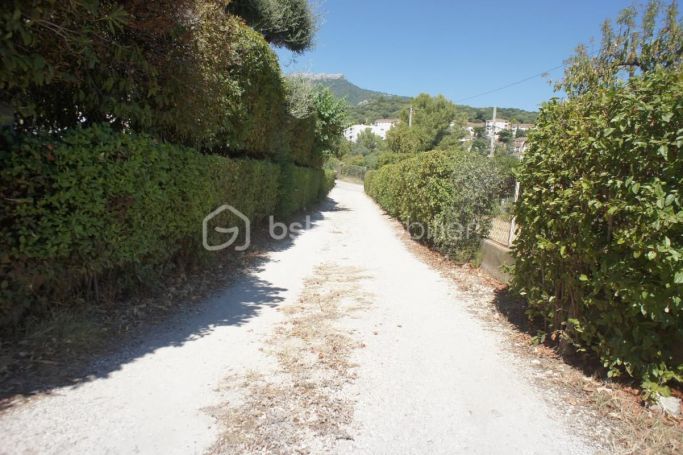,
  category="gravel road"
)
[0,181,595,454]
